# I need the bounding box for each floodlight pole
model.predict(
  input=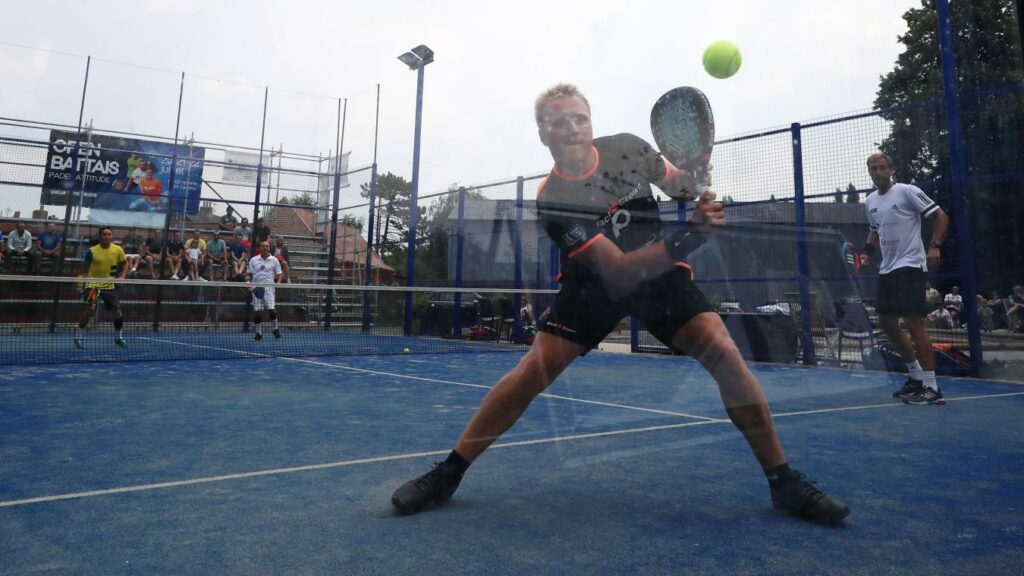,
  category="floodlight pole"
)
[400,46,432,336]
